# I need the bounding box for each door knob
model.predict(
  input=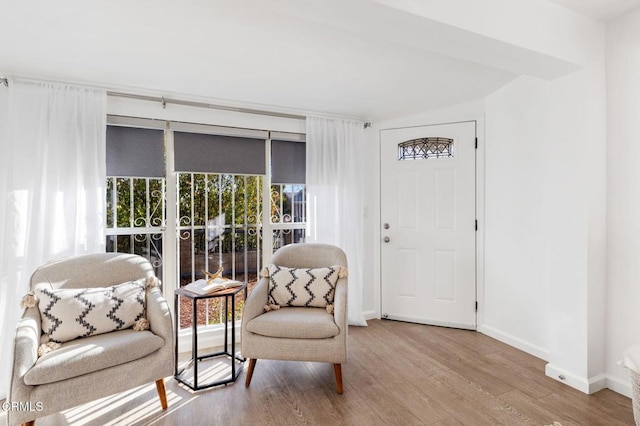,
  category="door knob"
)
[383,236,390,243]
